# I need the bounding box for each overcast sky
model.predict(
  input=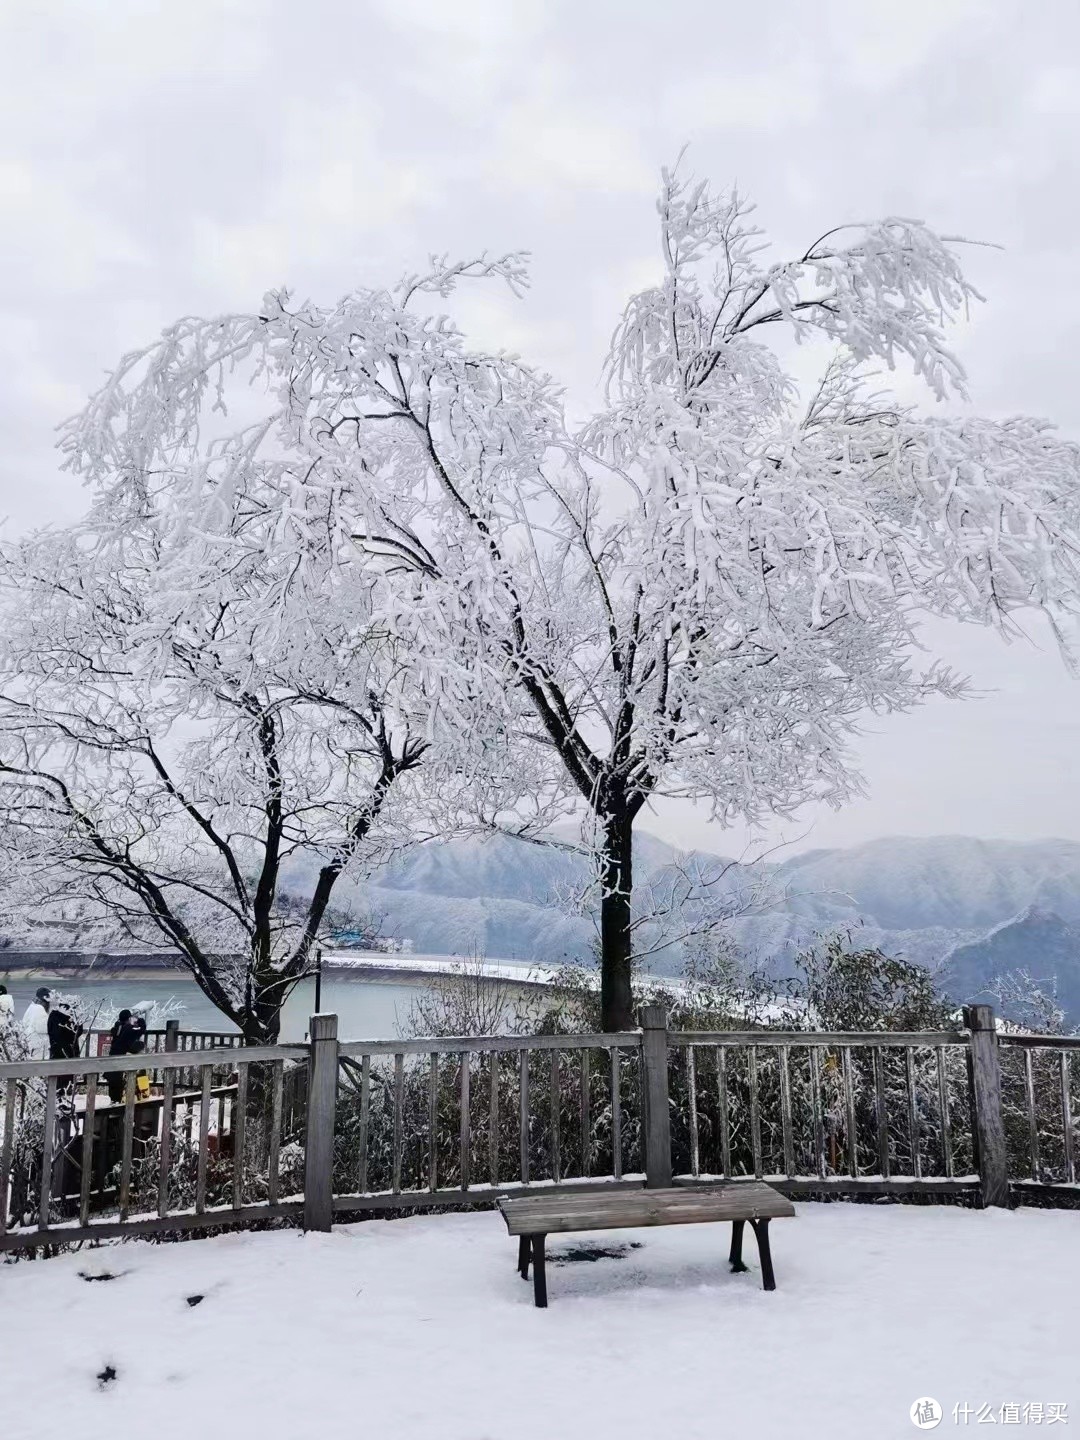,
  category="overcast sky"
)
[2,0,1079,860]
